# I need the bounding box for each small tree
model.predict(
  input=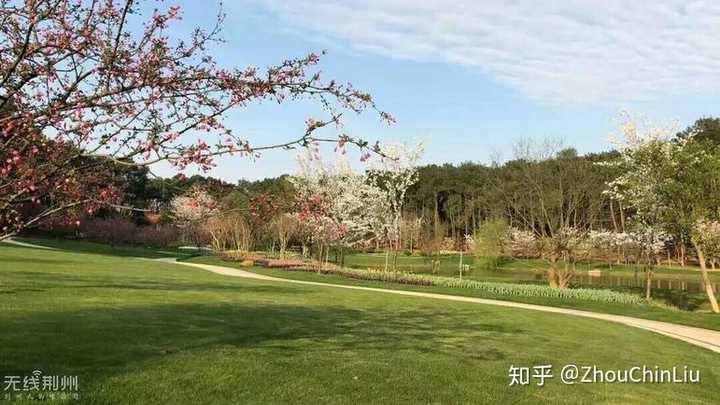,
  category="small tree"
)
[368,142,424,270]
[473,219,509,270]
[171,188,215,248]
[628,224,671,300]
[206,212,252,254]
[271,213,299,259]
[290,151,388,268]
[694,220,720,271]
[538,227,588,289]
[507,228,539,258]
